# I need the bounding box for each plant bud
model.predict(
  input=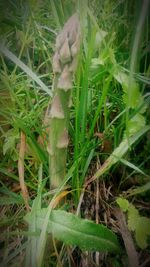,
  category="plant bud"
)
[57,66,72,91]
[57,128,69,148]
[53,52,61,73]
[50,95,64,119]
[59,37,71,64]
